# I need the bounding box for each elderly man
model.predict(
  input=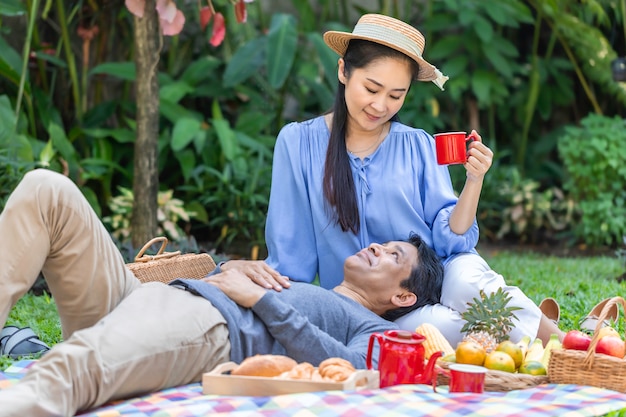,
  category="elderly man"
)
[0,169,443,416]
